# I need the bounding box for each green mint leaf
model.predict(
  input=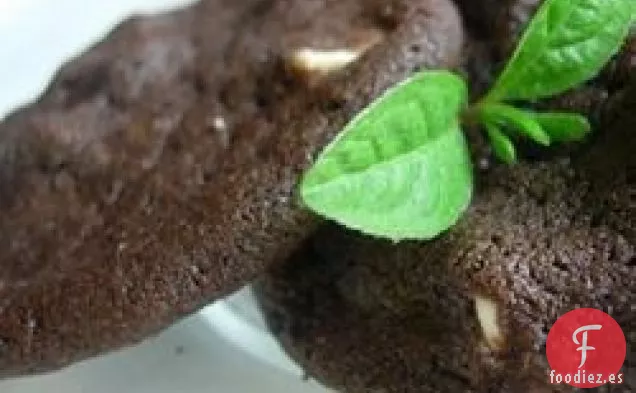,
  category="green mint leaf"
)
[301,71,472,241]
[484,121,517,164]
[531,112,592,142]
[478,103,551,146]
[485,0,636,102]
